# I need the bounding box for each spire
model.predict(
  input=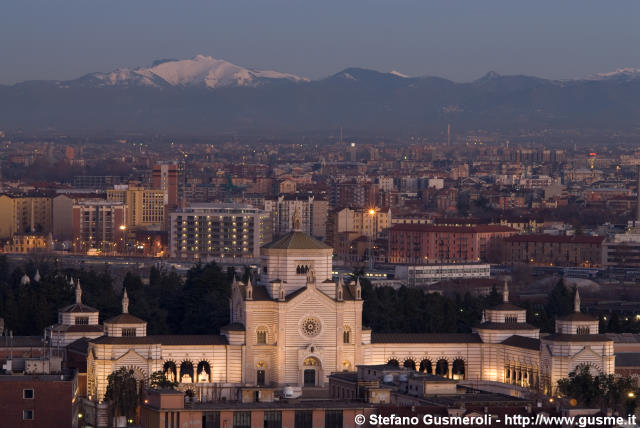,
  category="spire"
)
[574,288,581,313]
[355,276,362,300]
[75,280,82,304]
[502,280,509,303]
[34,269,41,282]
[292,206,302,232]
[336,274,344,301]
[122,289,129,314]
[246,277,253,300]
